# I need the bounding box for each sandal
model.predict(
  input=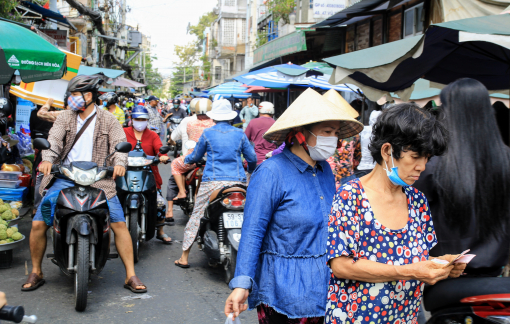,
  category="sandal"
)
[174,260,190,268]
[156,234,172,244]
[21,273,45,291]
[123,276,147,293]
[164,217,175,225]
